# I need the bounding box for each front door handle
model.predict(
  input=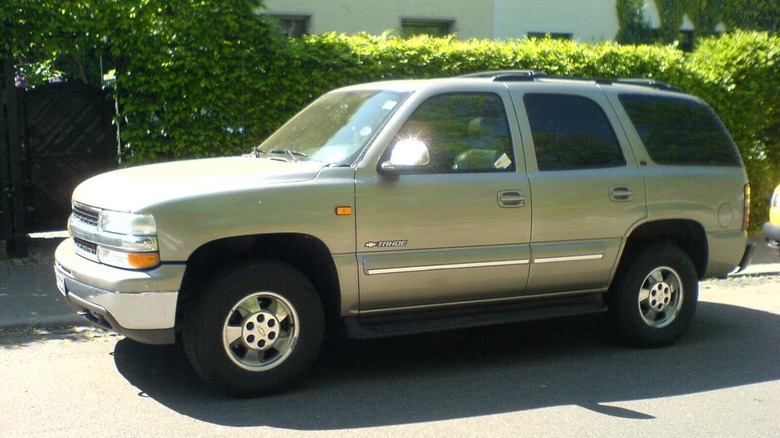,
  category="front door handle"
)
[498,190,526,208]
[609,186,633,202]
